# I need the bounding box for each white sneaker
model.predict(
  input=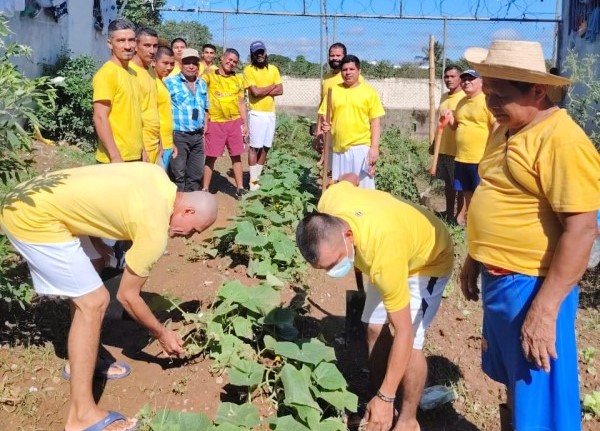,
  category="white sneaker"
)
[249,182,260,192]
